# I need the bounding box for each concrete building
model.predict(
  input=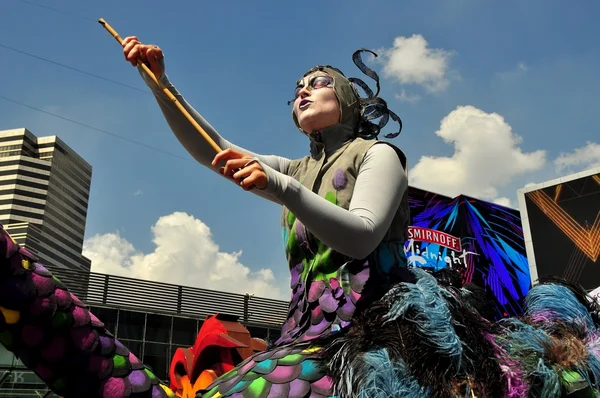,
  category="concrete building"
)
[0,128,92,271]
